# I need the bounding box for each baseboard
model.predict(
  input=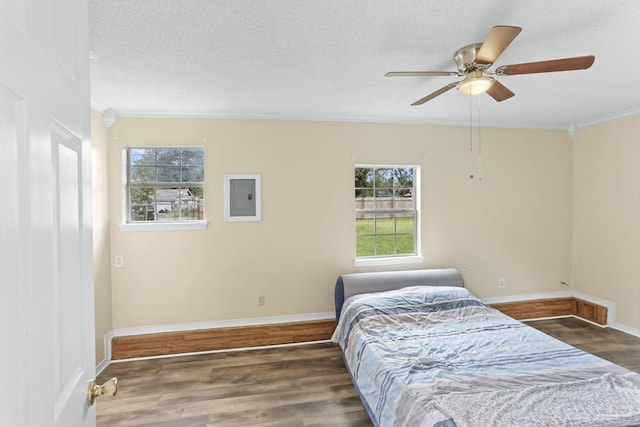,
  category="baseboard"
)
[110,313,336,360]
[96,291,623,366]
[489,296,608,325]
[610,322,640,338]
[483,291,615,325]
[112,311,335,337]
[571,291,617,324]
[96,330,114,375]
[489,297,576,321]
